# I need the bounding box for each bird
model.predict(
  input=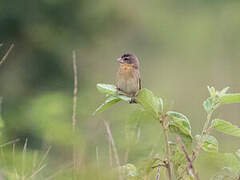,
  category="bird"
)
[116,53,141,102]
